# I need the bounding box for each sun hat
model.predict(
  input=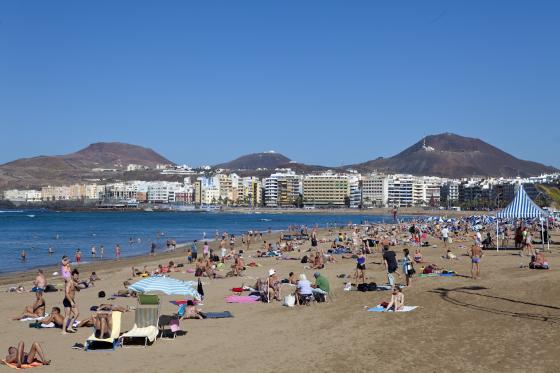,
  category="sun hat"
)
[268,269,276,276]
